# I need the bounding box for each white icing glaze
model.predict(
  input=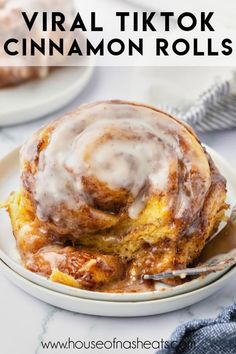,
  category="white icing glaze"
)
[0,0,74,70]
[37,246,66,269]
[23,102,211,221]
